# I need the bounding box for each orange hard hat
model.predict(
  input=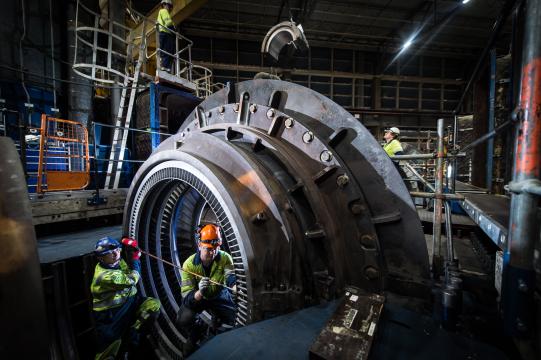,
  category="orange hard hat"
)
[198,224,222,248]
